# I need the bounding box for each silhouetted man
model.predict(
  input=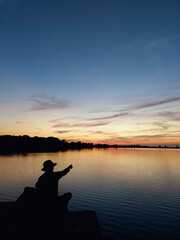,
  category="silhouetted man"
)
[35,160,73,208]
[15,160,73,239]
